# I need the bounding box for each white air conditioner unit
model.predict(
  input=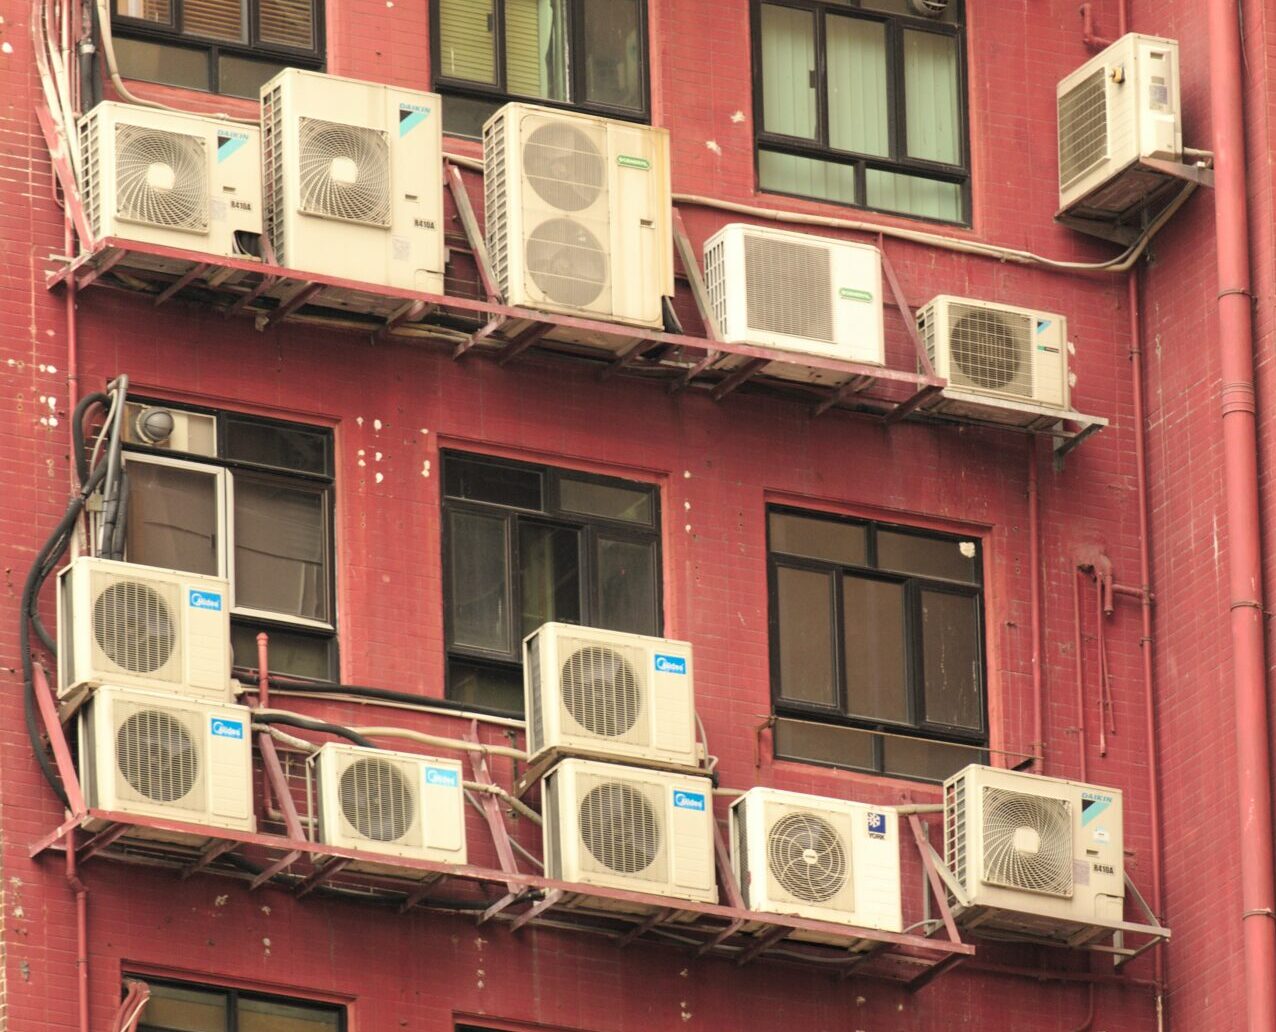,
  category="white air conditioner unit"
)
[484,103,673,329]
[57,556,231,705]
[918,295,1069,426]
[314,743,466,874]
[260,69,444,292]
[1057,34,1181,217]
[542,758,716,906]
[525,623,697,769]
[944,764,1125,943]
[731,787,901,937]
[122,402,217,457]
[79,684,253,839]
[78,101,261,258]
[703,224,885,384]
